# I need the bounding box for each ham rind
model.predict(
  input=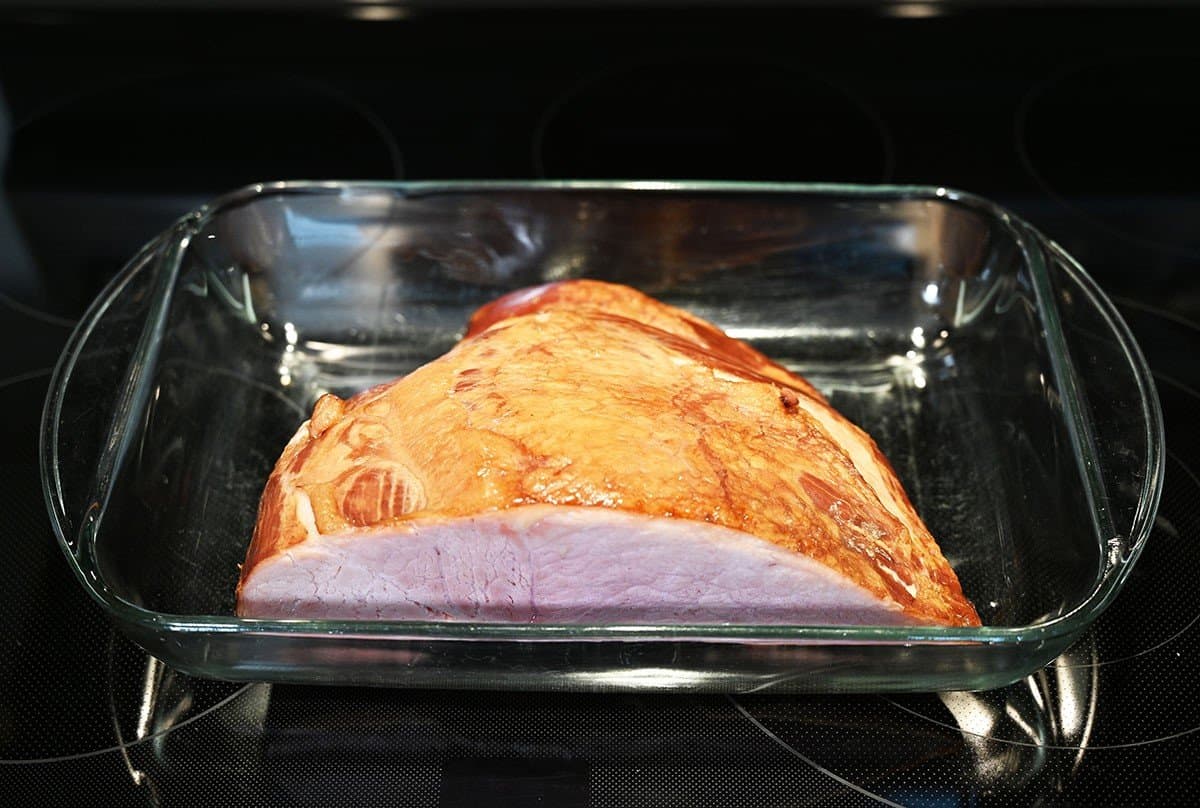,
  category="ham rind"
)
[237,280,980,627]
